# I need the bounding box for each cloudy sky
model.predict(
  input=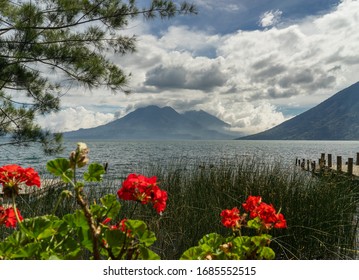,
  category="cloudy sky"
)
[37,0,359,136]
